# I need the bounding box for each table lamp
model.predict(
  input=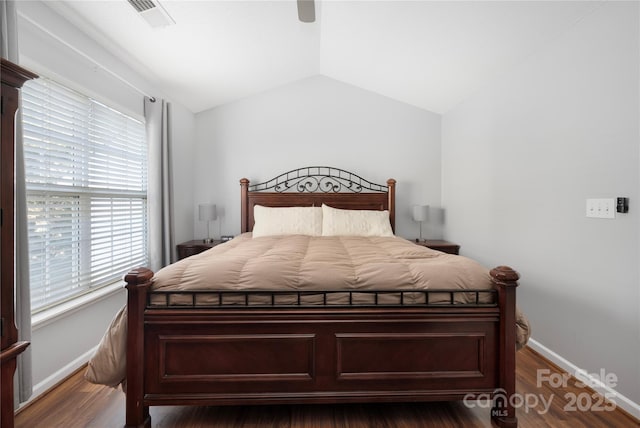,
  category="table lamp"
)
[199,203,217,243]
[412,205,429,242]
